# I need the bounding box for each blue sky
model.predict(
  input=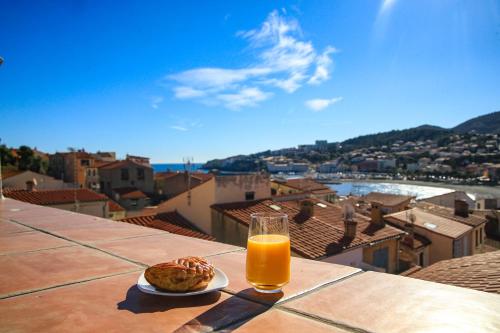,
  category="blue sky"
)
[1,0,499,163]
